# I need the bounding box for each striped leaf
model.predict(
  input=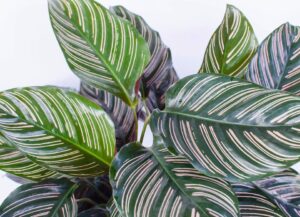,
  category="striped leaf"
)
[49,0,151,106]
[199,5,258,77]
[0,86,115,177]
[151,73,300,182]
[0,178,77,217]
[232,183,285,216]
[255,170,300,216]
[246,23,300,95]
[80,83,137,150]
[110,142,239,217]
[111,6,179,111]
[0,132,58,181]
[107,200,123,217]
